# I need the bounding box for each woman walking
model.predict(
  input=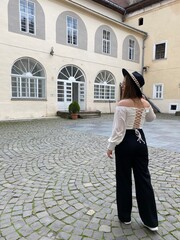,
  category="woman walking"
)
[107,68,158,231]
